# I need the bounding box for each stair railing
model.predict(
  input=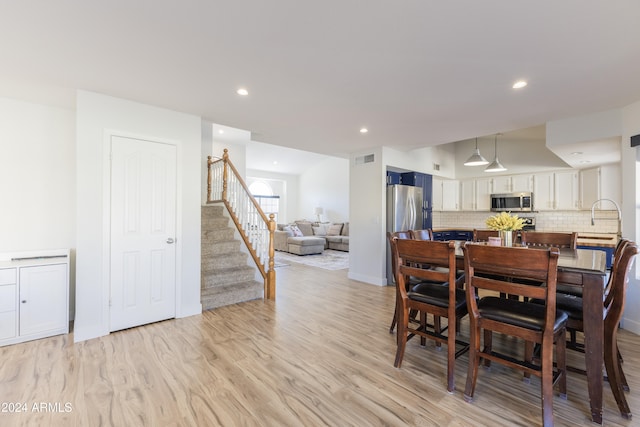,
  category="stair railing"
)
[206,149,276,299]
